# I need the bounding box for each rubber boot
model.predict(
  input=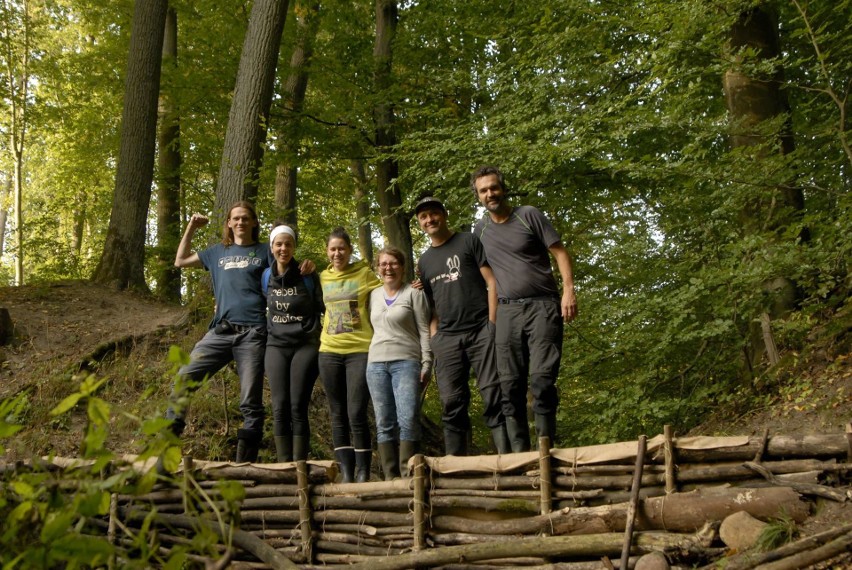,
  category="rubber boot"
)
[378,441,400,481]
[293,435,310,461]
[534,413,557,448]
[505,415,532,453]
[334,447,356,483]
[274,435,293,462]
[399,440,419,477]
[443,428,468,456]
[491,424,512,455]
[355,449,372,483]
[236,429,261,463]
